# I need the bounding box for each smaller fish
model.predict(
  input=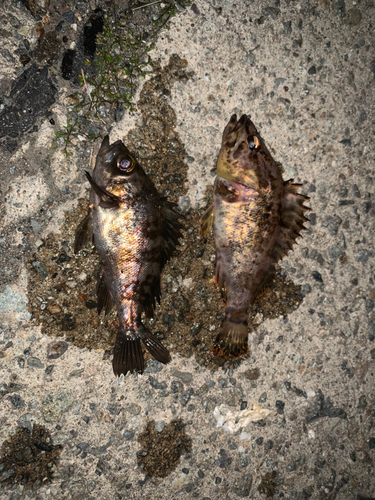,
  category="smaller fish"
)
[75,136,183,376]
[201,114,310,358]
